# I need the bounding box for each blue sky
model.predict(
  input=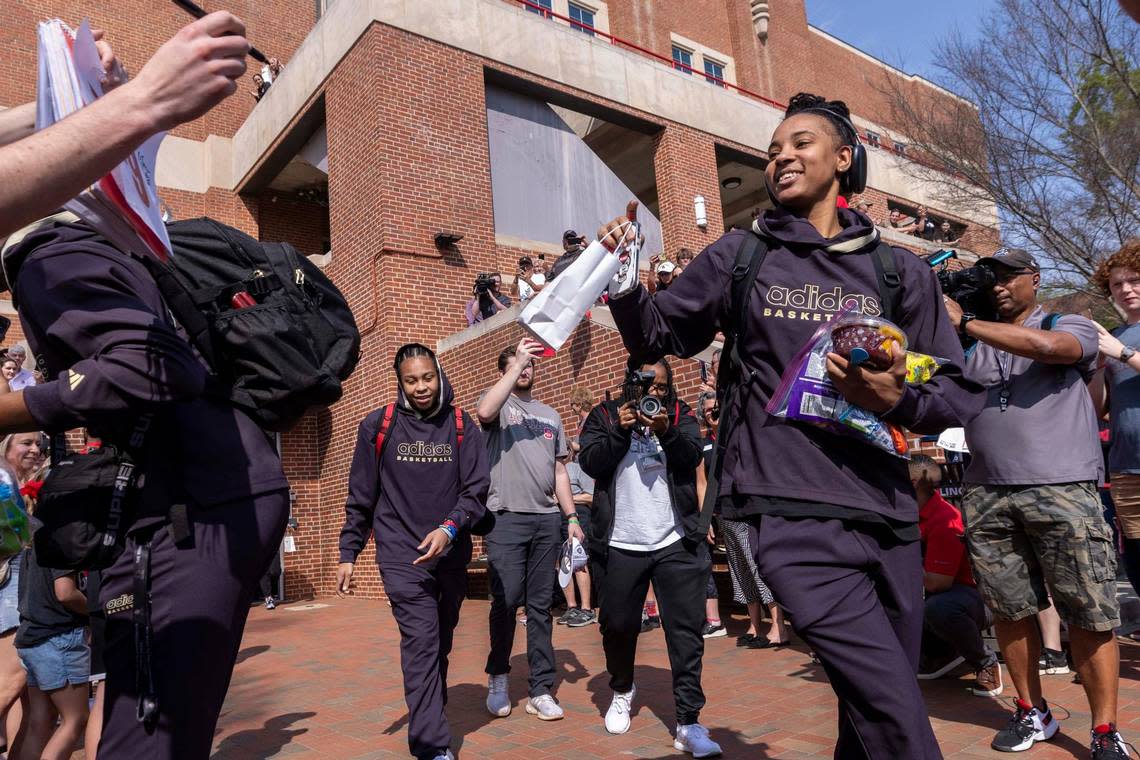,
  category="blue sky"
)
[804,0,995,83]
